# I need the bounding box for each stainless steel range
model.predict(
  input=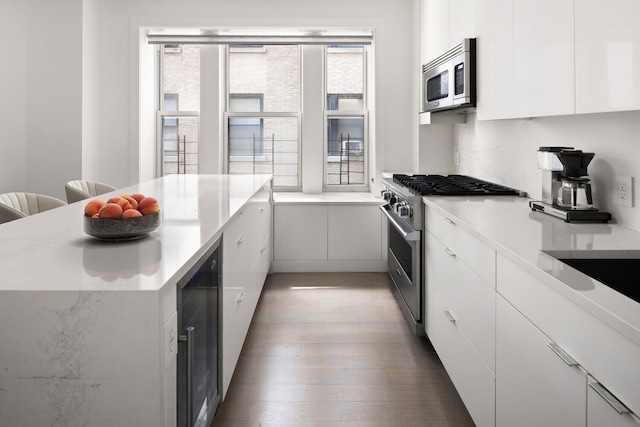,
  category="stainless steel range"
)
[380,174,520,335]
